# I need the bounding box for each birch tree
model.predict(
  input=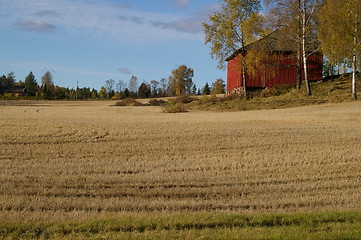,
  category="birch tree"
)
[318,0,360,100]
[105,79,115,95]
[117,80,126,93]
[265,0,321,95]
[41,71,53,87]
[128,75,138,97]
[203,0,262,98]
[159,78,168,97]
